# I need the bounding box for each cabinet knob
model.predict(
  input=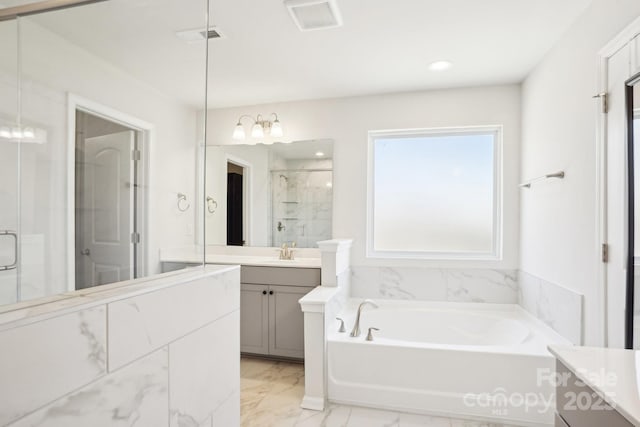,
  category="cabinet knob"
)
[269,290,274,295]
[262,290,267,295]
